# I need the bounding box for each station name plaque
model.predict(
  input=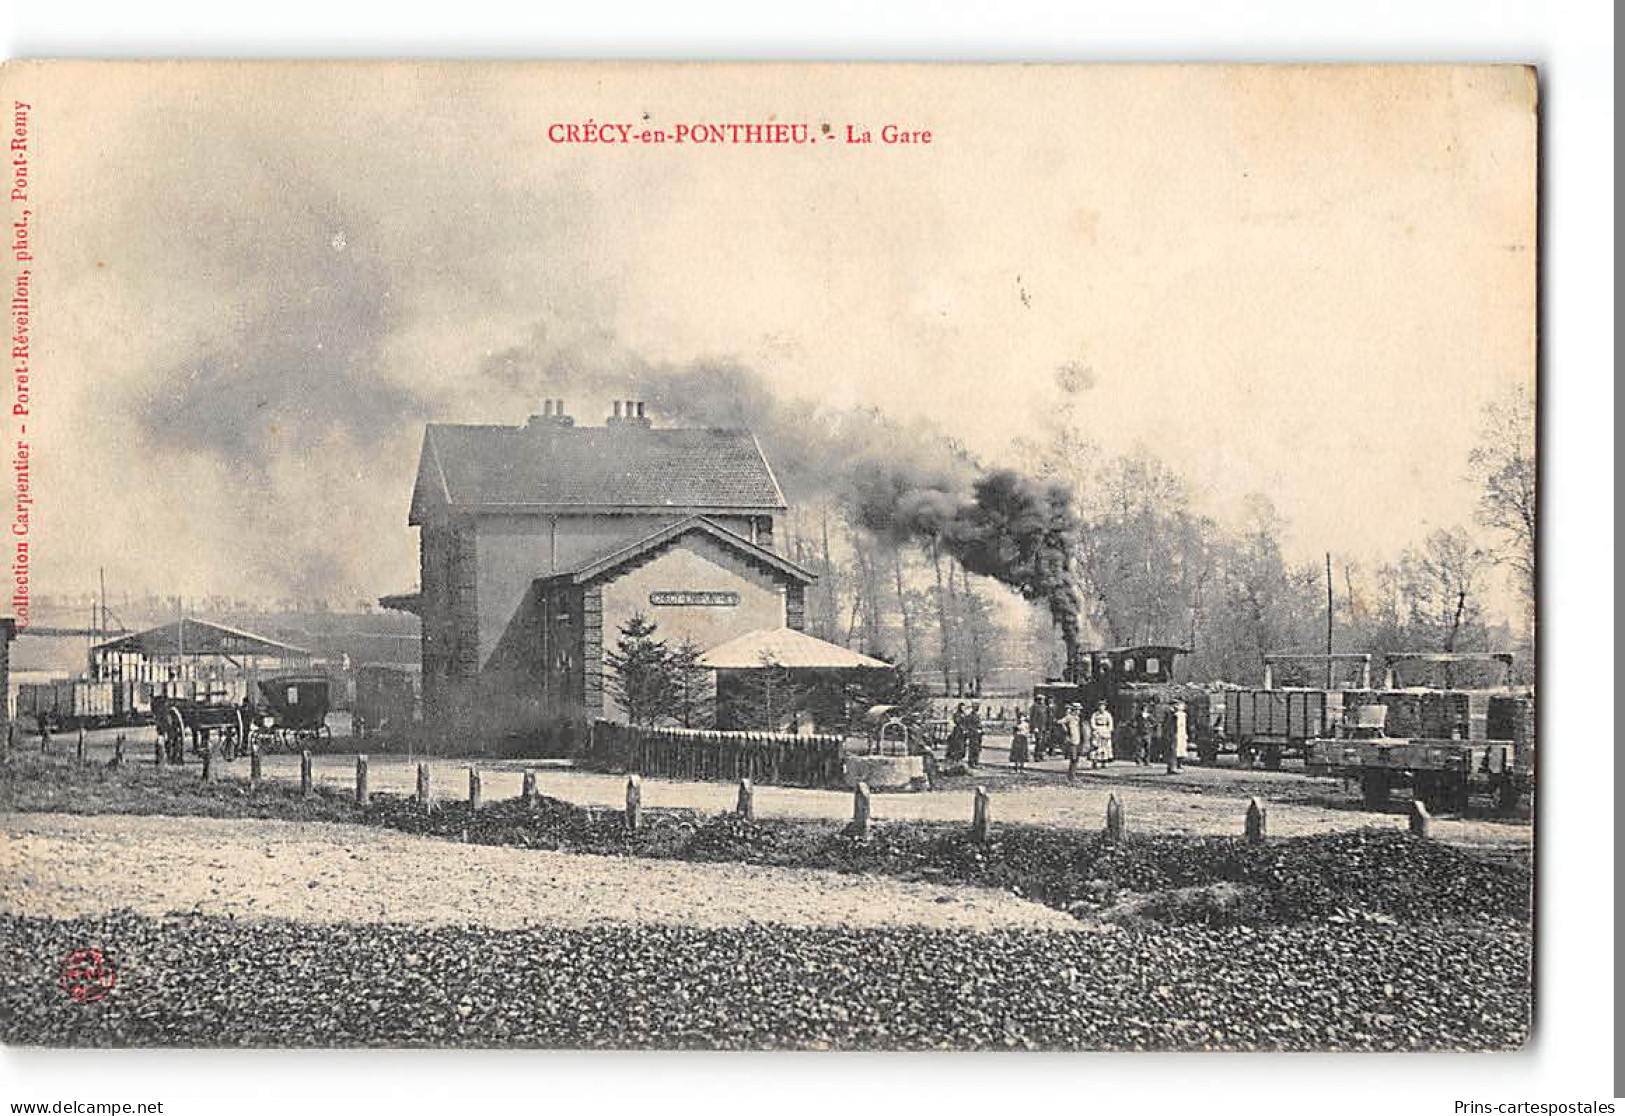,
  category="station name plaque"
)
[649,590,740,607]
